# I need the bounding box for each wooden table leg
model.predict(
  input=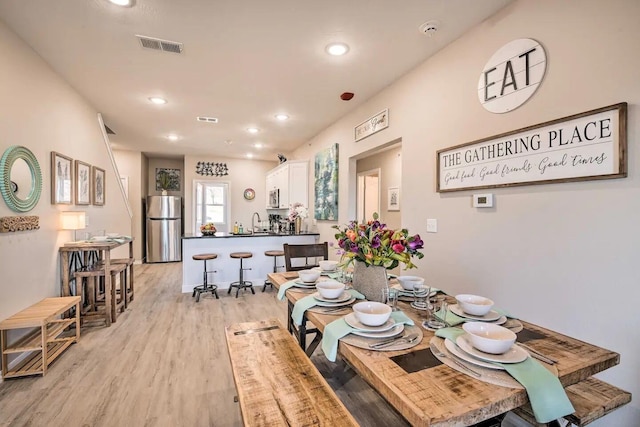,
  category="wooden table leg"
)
[74,301,81,342]
[104,250,112,326]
